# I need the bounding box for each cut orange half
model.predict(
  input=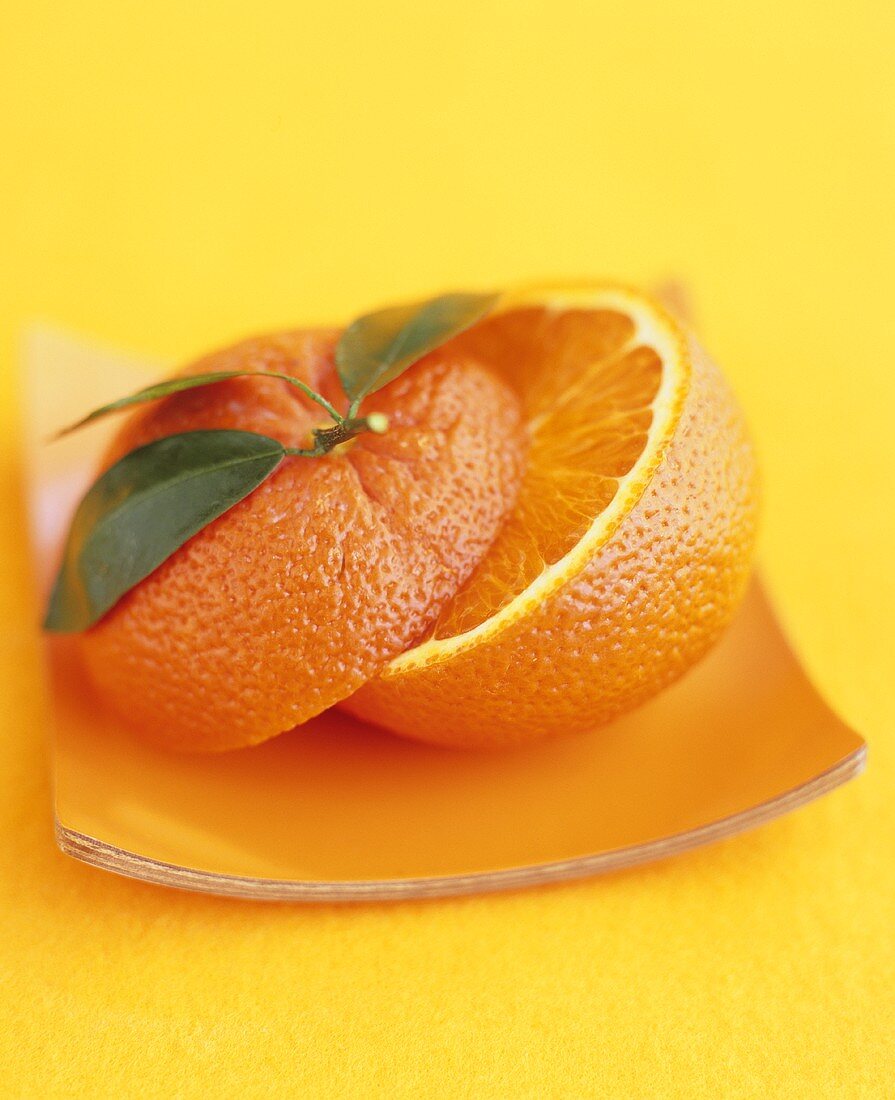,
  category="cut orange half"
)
[342,283,760,747]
